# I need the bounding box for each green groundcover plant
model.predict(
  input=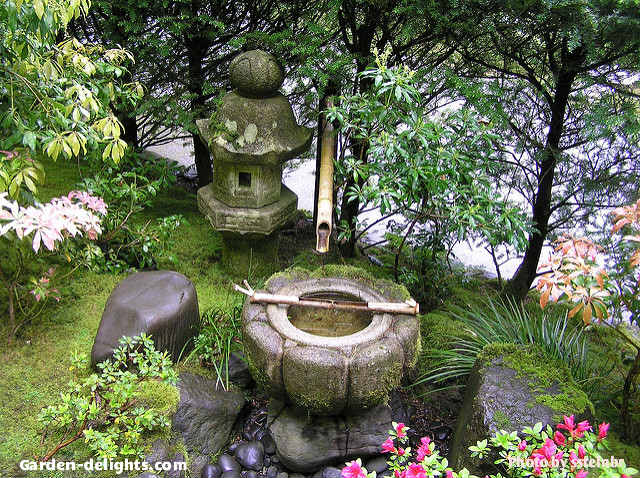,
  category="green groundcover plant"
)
[37,334,177,462]
[343,420,636,478]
